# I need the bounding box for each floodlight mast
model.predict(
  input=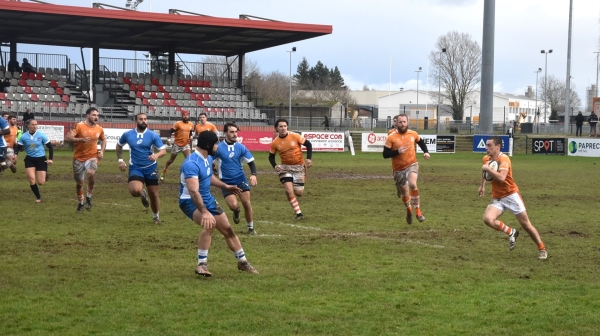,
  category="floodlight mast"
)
[125,0,144,10]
